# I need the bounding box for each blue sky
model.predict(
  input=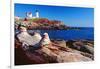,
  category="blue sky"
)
[15,3,94,27]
